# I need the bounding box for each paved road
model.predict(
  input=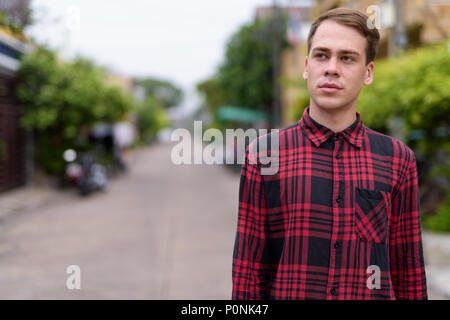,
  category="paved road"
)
[0,143,447,299]
[0,143,240,299]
